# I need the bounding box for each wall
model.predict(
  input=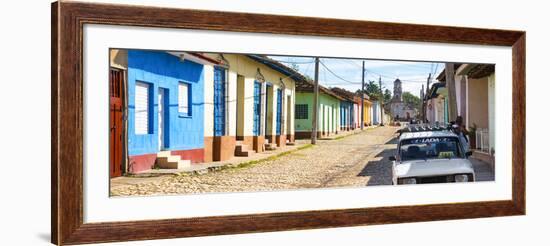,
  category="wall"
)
[340,100,353,129]
[488,73,496,152]
[372,101,380,124]
[109,49,127,70]
[295,92,340,134]
[363,101,372,125]
[127,50,205,156]
[467,77,489,129]
[203,54,296,138]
